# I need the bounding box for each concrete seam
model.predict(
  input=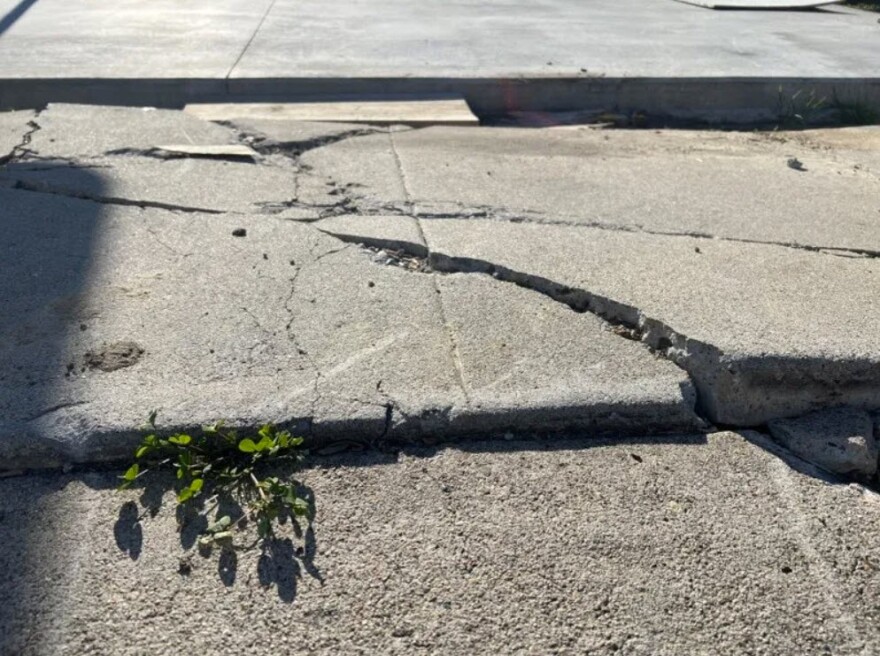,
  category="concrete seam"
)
[224,0,279,81]
[389,130,472,404]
